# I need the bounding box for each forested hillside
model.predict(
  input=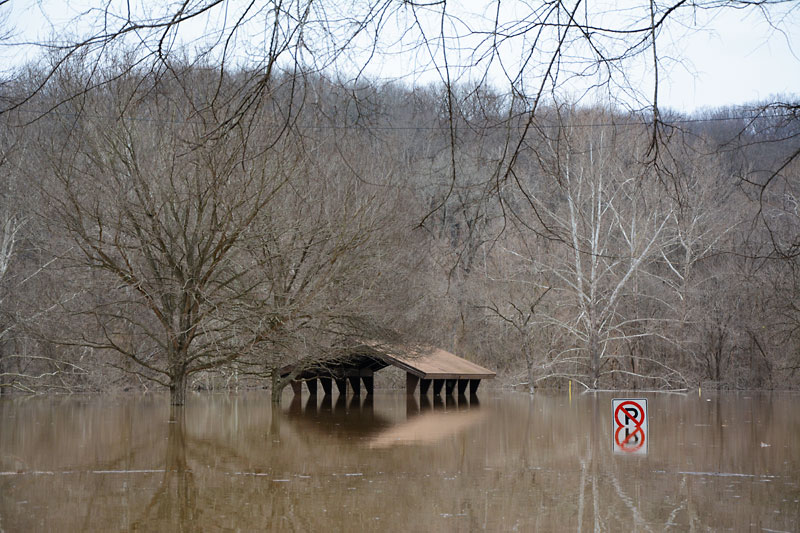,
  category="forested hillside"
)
[1,65,797,401]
